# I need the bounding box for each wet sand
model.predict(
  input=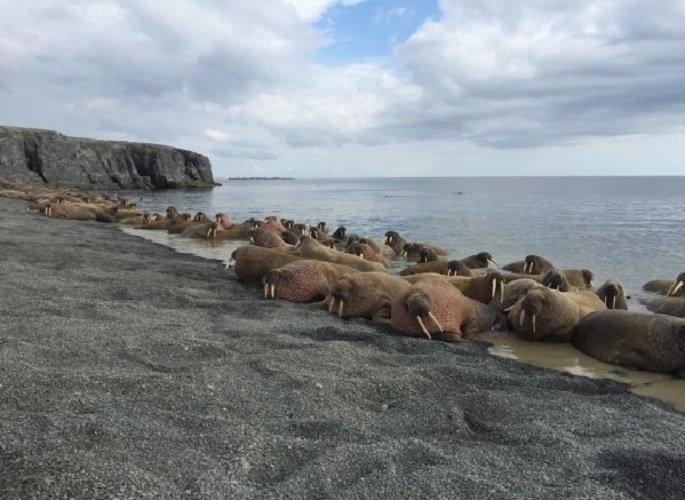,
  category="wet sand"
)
[2,197,685,499]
